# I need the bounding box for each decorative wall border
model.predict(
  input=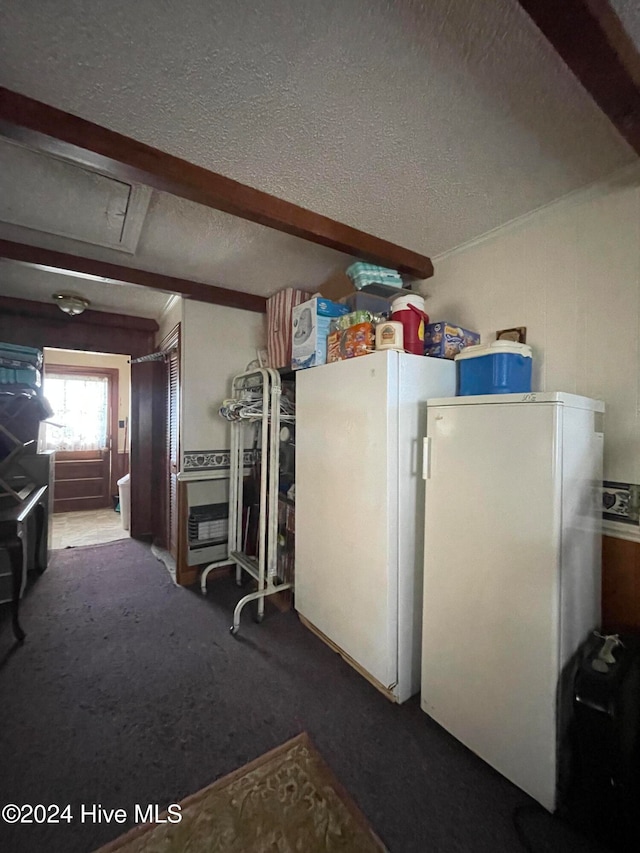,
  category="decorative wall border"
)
[183,449,254,472]
[602,481,640,526]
